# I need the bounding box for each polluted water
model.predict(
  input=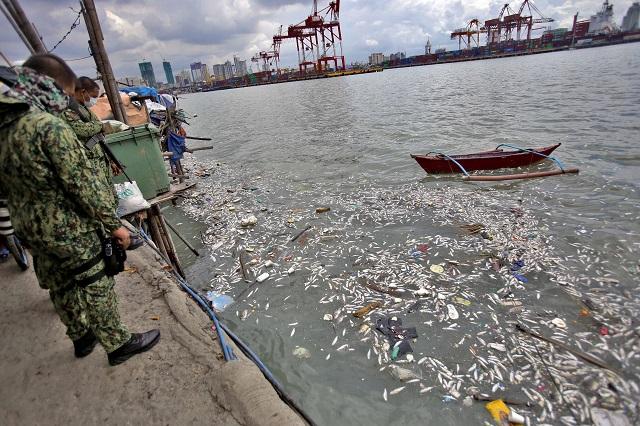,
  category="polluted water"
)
[177,156,639,426]
[173,47,640,426]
